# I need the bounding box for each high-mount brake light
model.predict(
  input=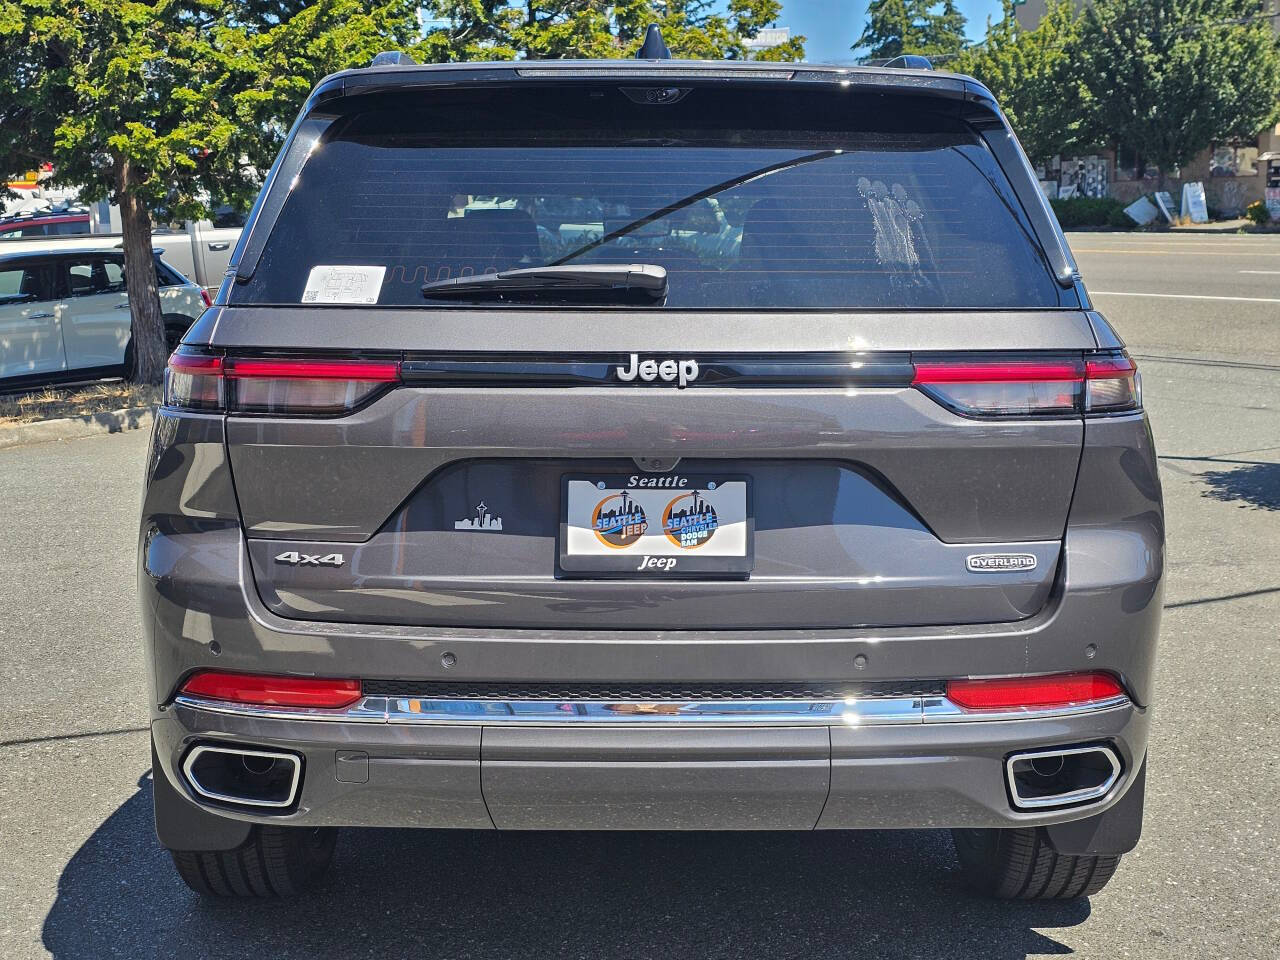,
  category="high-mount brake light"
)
[163,353,402,414]
[911,354,1140,417]
[181,671,362,709]
[946,672,1126,711]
